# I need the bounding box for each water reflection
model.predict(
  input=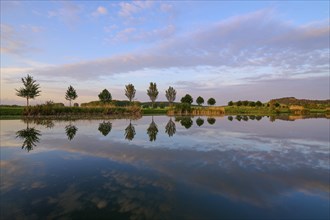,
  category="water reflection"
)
[98,121,112,136]
[22,118,55,128]
[3,116,329,219]
[147,116,158,141]
[15,122,41,152]
[125,120,136,141]
[165,118,176,137]
[196,117,204,127]
[176,117,193,129]
[207,117,216,125]
[65,123,78,141]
